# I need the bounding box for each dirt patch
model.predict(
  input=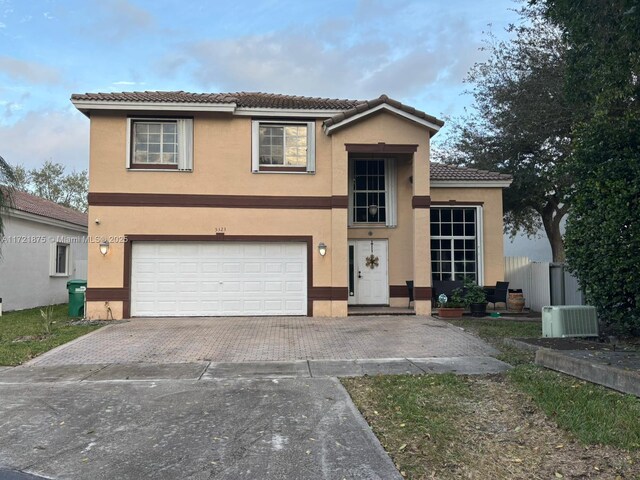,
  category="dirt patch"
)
[344,374,639,480]
[456,376,637,480]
